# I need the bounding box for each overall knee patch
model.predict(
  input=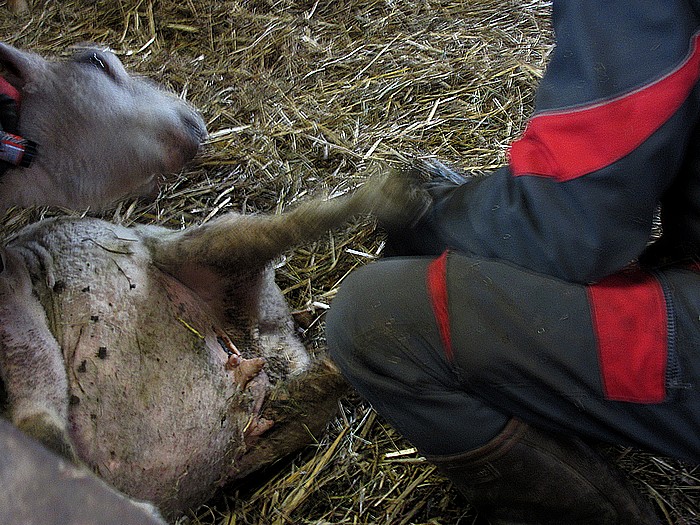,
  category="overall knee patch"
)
[587,271,669,403]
